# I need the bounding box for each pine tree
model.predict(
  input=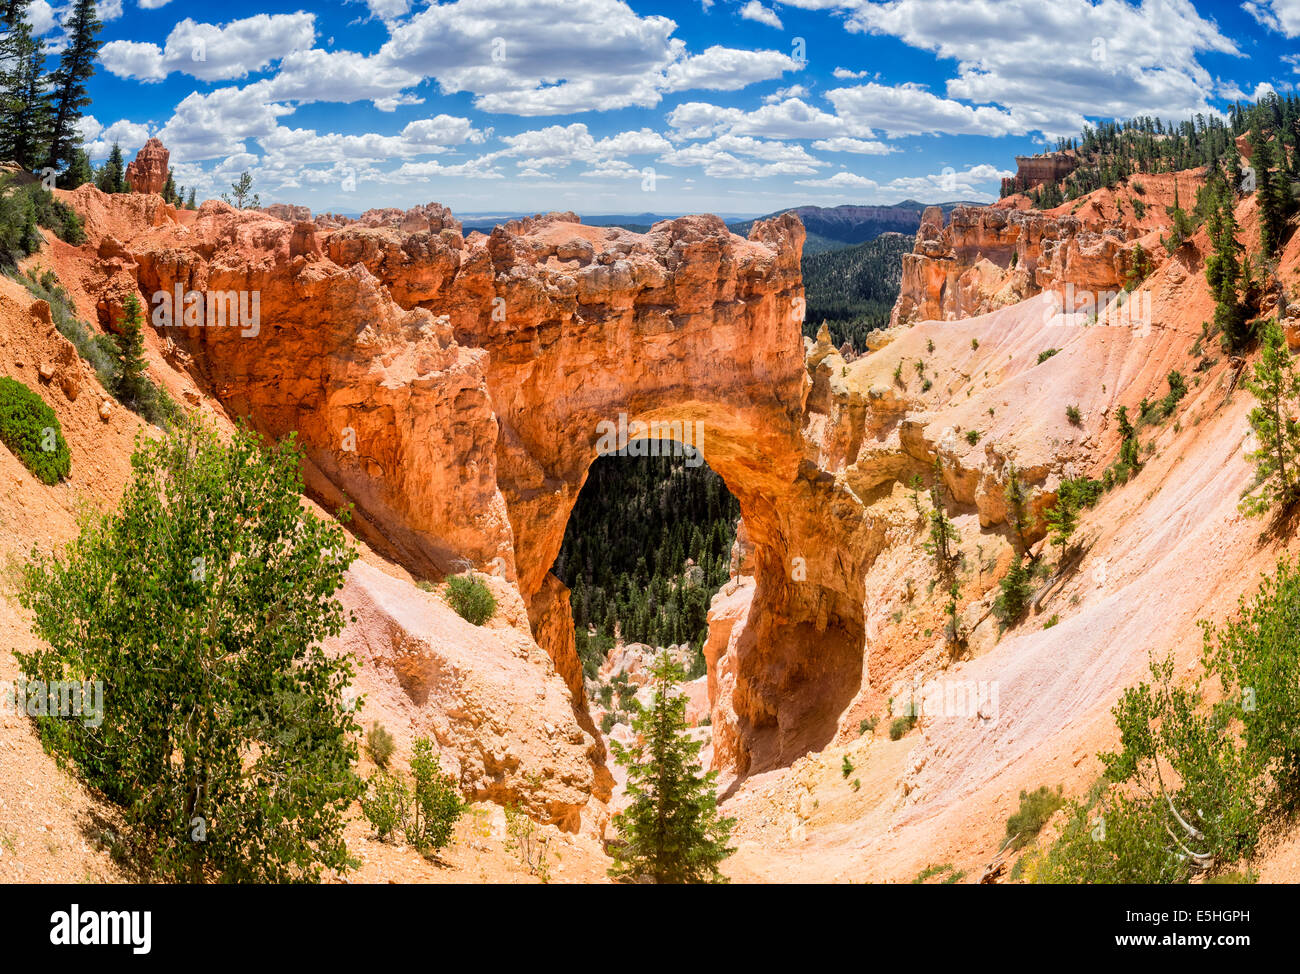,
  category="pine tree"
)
[1004,462,1033,554]
[162,167,177,205]
[185,187,197,209]
[113,292,148,407]
[1205,180,1249,352]
[43,0,102,172]
[1241,320,1300,516]
[1045,485,1078,562]
[1249,124,1288,258]
[60,146,93,188]
[993,555,1033,627]
[924,457,960,580]
[222,171,259,209]
[0,6,54,171]
[95,142,127,193]
[608,652,735,883]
